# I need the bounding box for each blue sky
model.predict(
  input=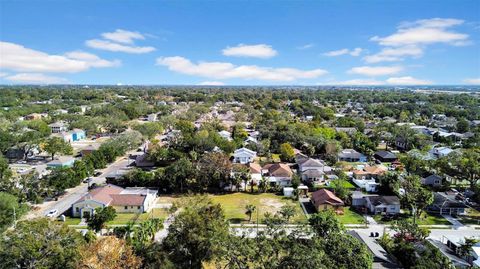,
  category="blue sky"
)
[0,0,479,85]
